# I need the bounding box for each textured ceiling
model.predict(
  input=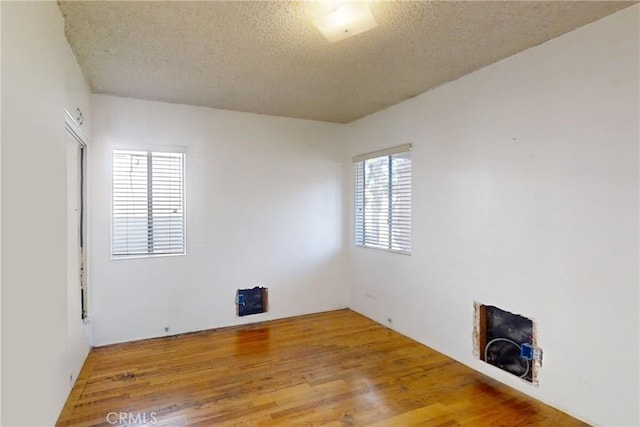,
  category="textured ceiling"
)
[59,1,635,124]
